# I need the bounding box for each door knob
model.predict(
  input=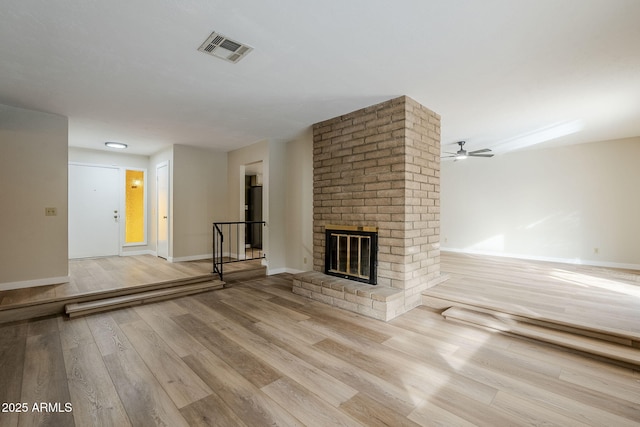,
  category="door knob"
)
[163,216,168,219]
